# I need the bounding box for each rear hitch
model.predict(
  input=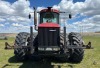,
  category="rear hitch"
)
[67,41,93,49]
[5,42,14,49]
[5,42,31,50]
